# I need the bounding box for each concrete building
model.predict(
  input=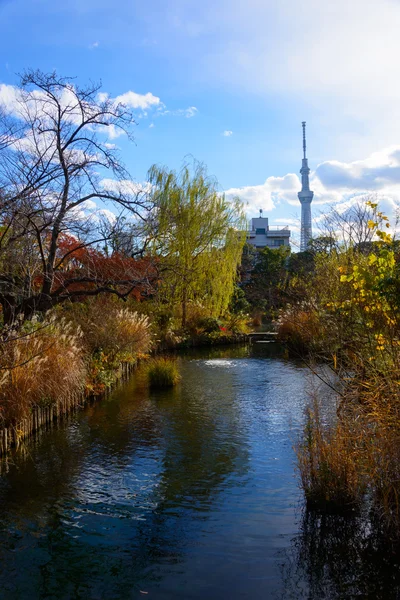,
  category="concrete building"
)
[298,121,313,251]
[246,211,290,249]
